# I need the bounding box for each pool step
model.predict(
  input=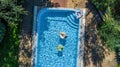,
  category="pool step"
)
[66,13,80,29]
[67,16,78,27]
[66,18,79,29]
[68,13,79,25]
[70,14,75,21]
[67,16,79,26]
